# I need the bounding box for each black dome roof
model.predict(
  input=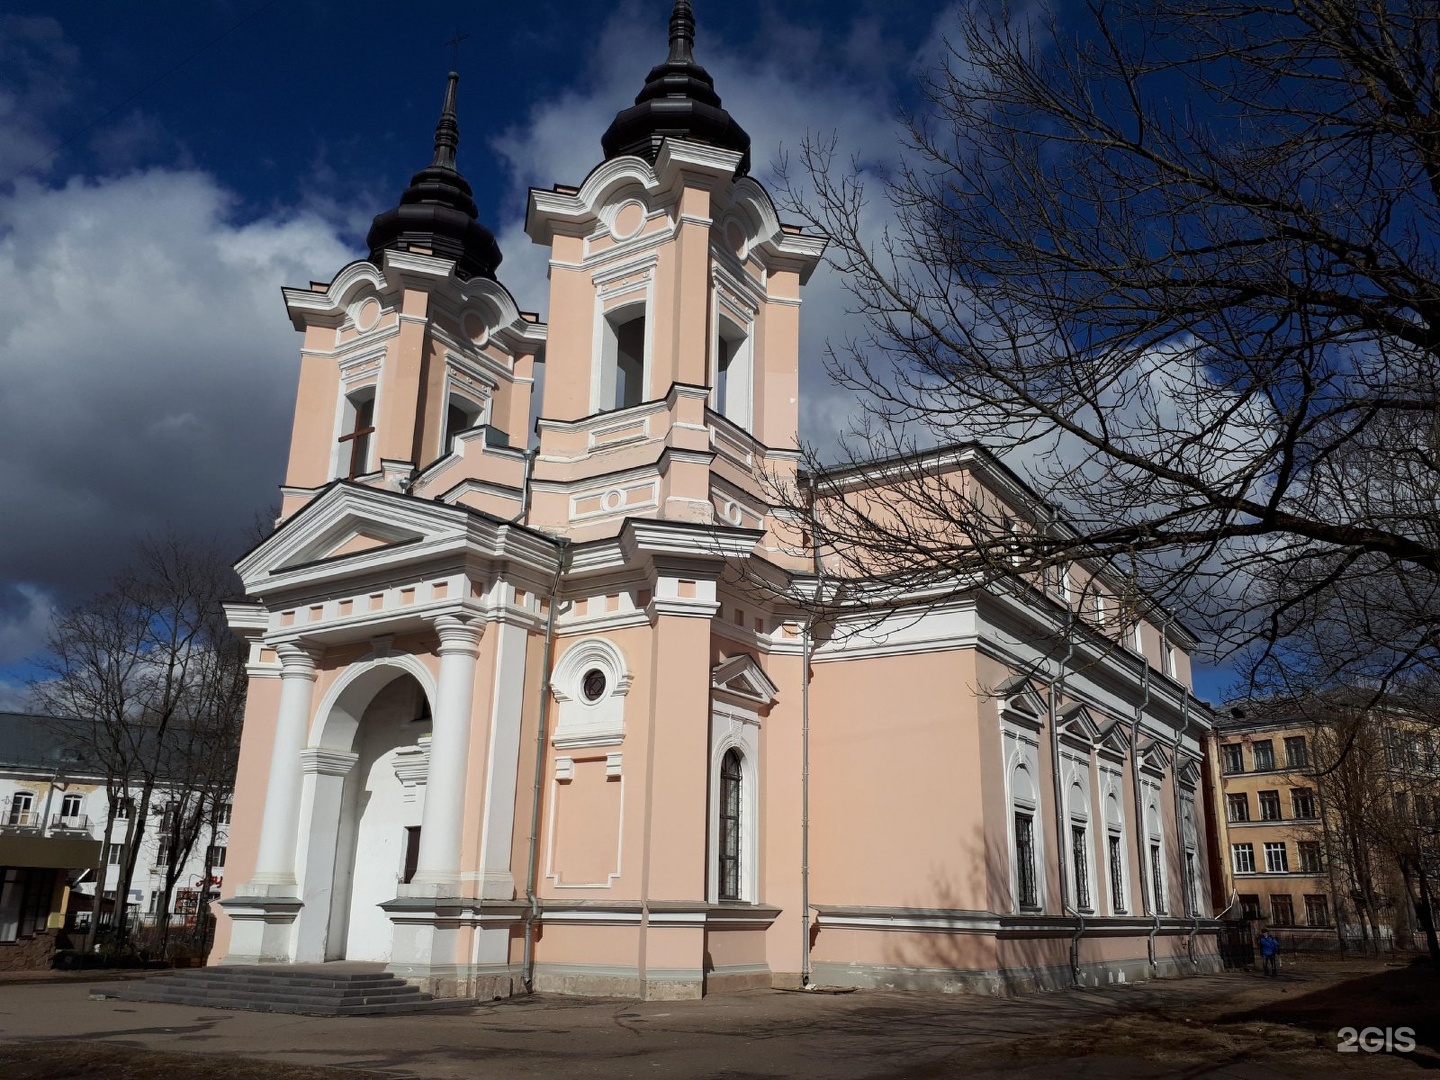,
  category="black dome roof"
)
[601,1,751,176]
[367,72,502,281]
